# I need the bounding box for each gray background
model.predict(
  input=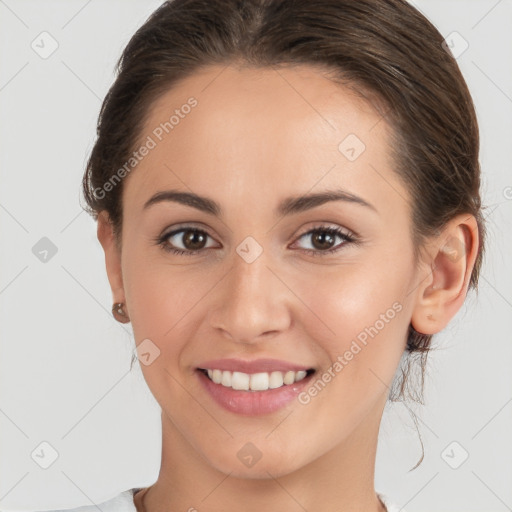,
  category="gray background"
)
[0,0,511,510]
